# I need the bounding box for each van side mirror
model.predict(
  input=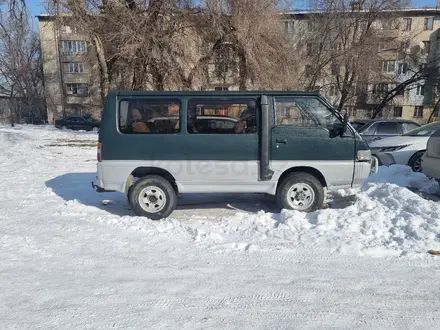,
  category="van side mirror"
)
[328,110,348,138]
